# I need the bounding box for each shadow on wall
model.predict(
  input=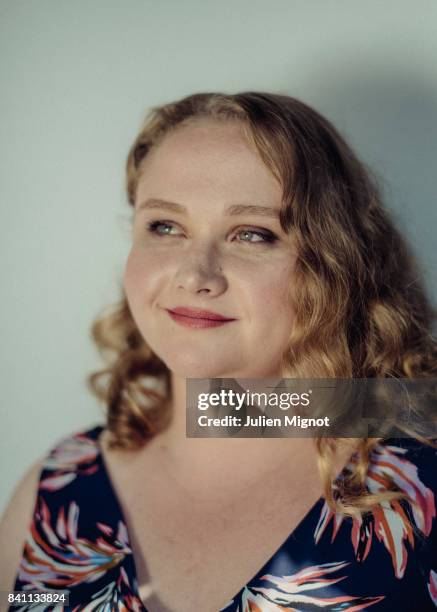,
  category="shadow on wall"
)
[290,65,437,322]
